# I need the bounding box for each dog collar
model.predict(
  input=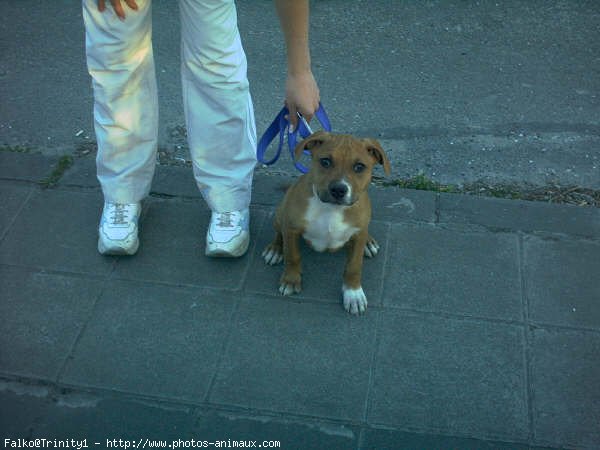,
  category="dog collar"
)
[256,103,331,173]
